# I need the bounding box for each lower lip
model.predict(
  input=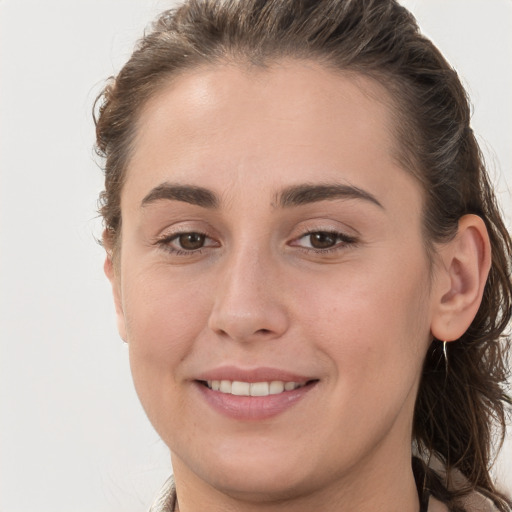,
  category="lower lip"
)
[195,381,318,421]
